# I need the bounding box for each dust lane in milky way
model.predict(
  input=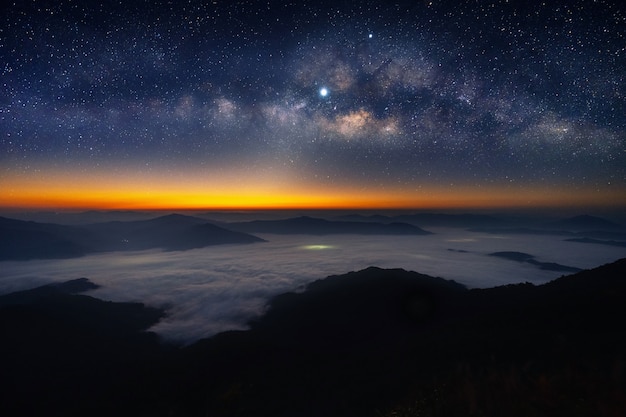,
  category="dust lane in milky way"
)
[1,1,624,209]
